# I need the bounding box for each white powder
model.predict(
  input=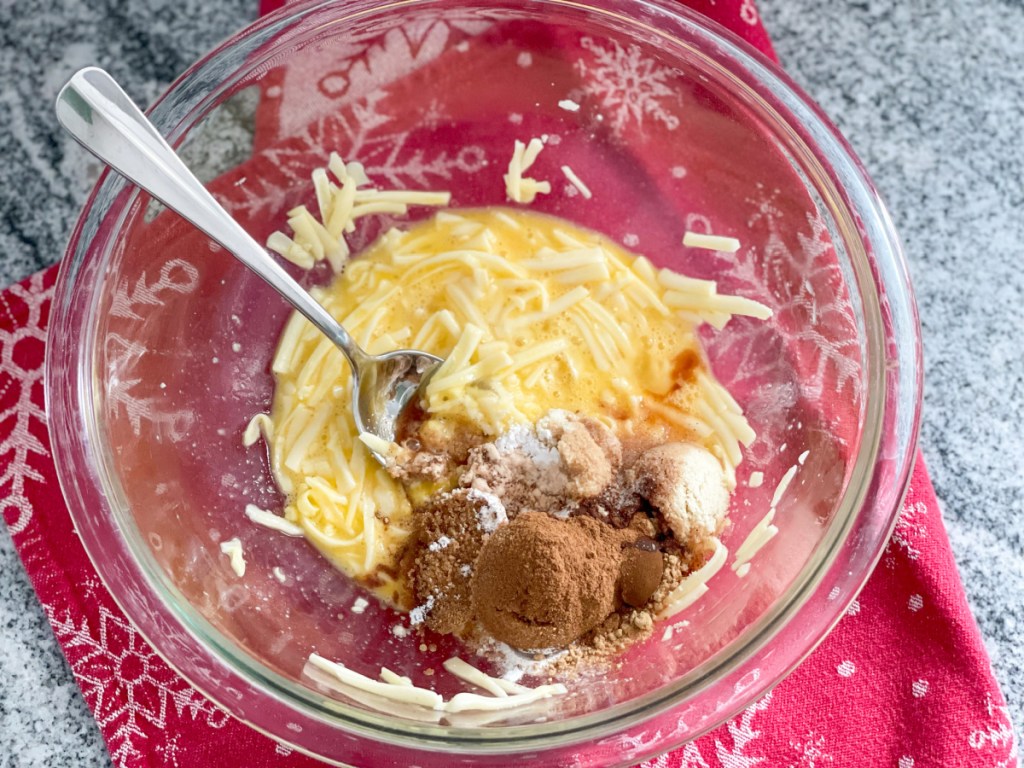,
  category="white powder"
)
[467,489,508,533]
[428,535,453,552]
[494,424,559,467]
[468,414,589,519]
[476,638,565,681]
[351,597,369,614]
[494,419,569,497]
[409,595,435,626]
